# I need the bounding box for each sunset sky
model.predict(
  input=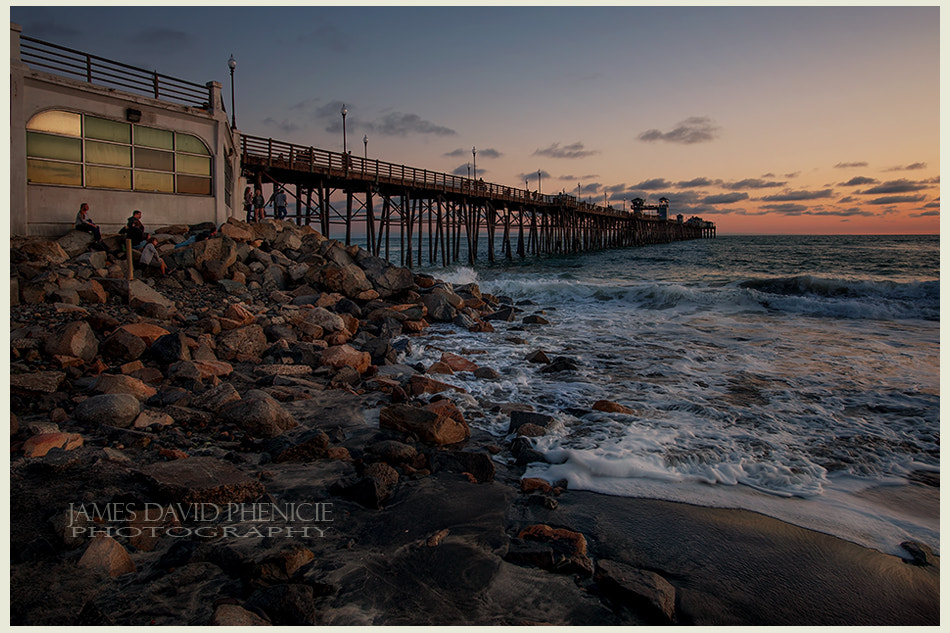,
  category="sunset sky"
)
[10,5,941,235]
